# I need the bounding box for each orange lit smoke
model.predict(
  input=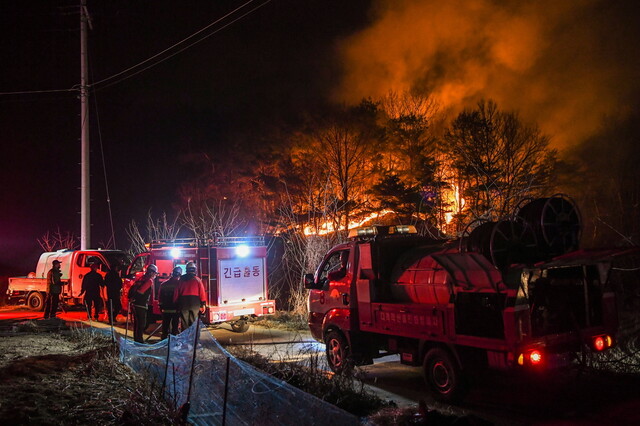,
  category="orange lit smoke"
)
[334,0,638,151]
